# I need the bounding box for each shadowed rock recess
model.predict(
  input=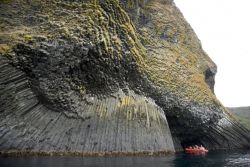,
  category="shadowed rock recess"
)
[0,0,249,156]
